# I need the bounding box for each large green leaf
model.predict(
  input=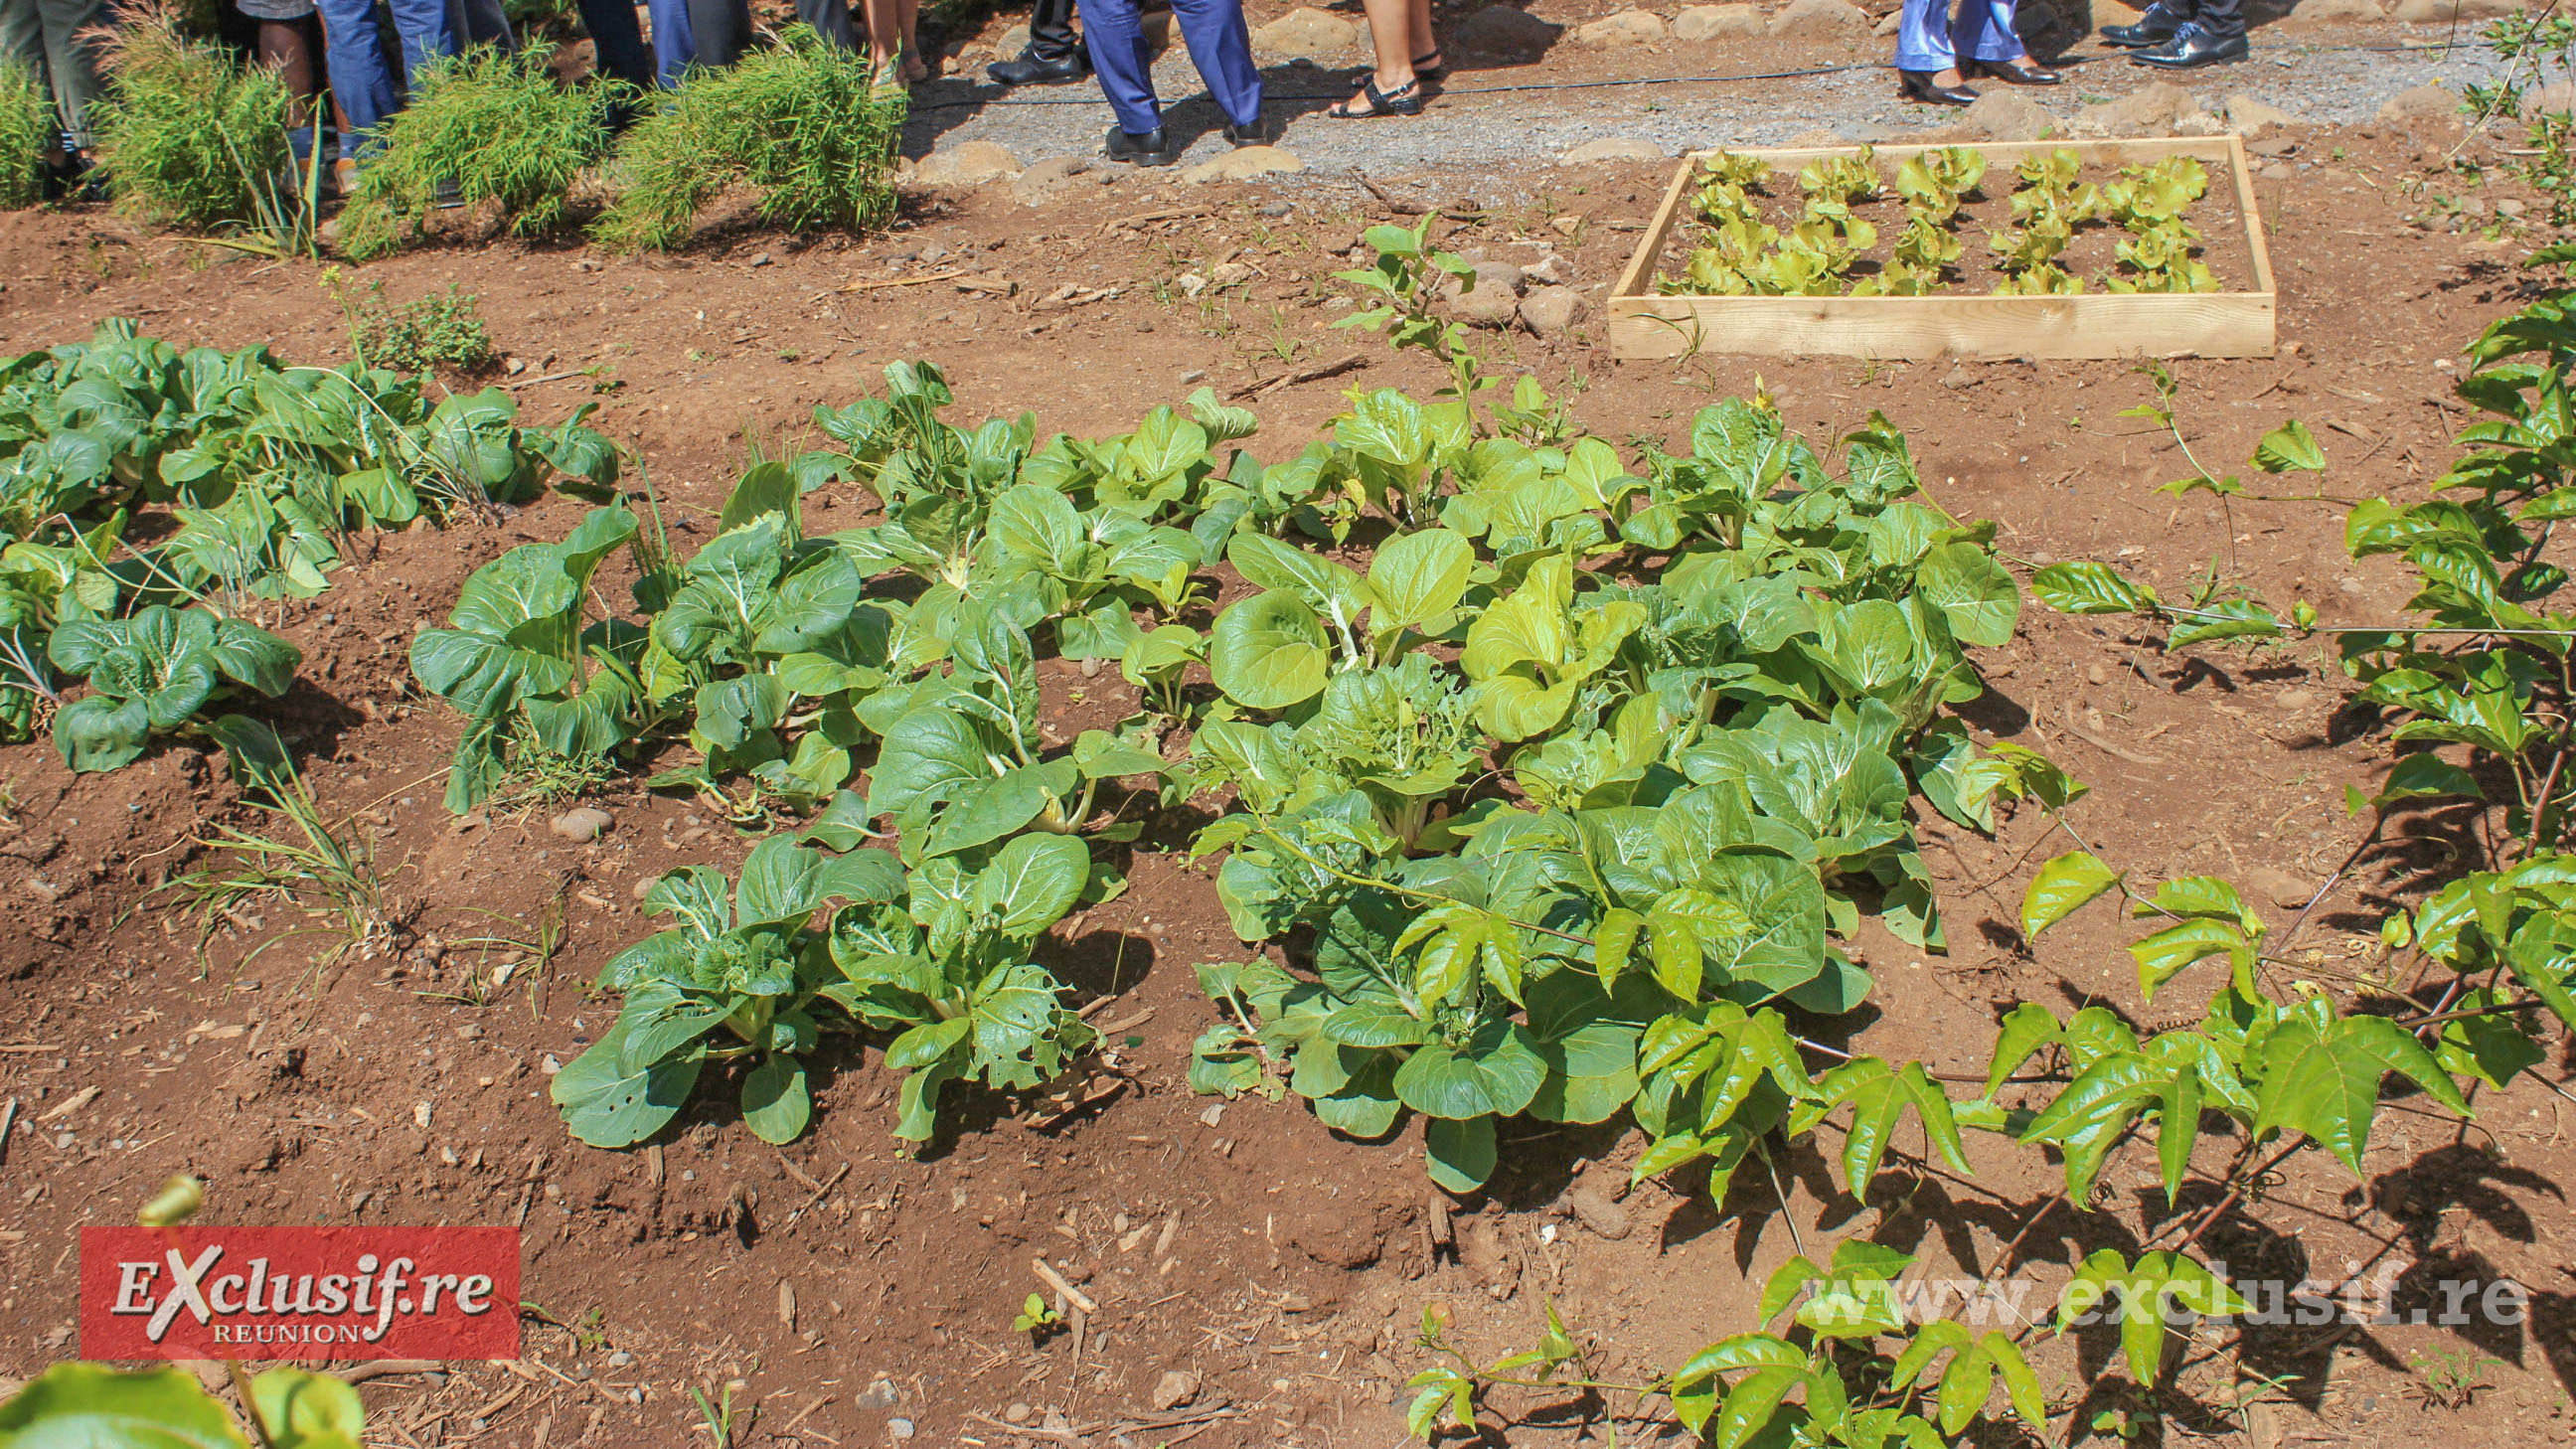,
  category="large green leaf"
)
[1391,1022,1545,1118]
[1364,527,1473,635]
[0,1365,252,1449]
[552,1009,706,1148]
[1209,589,1332,710]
